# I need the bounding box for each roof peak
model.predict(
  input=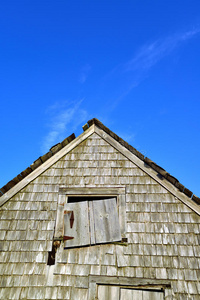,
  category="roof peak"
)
[0,118,199,206]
